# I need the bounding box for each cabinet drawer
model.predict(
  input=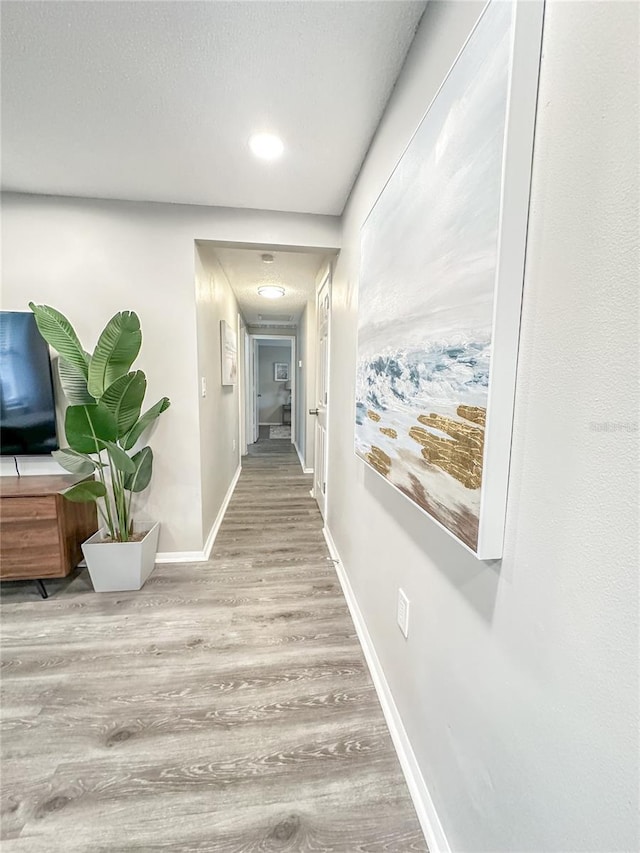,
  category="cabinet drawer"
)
[0,498,62,578]
[1,496,58,522]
